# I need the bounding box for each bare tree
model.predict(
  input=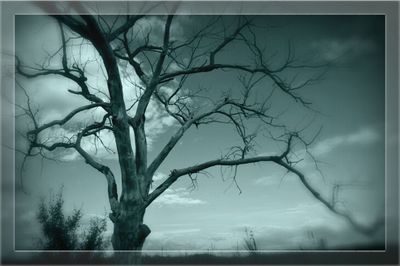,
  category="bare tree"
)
[15,4,383,263]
